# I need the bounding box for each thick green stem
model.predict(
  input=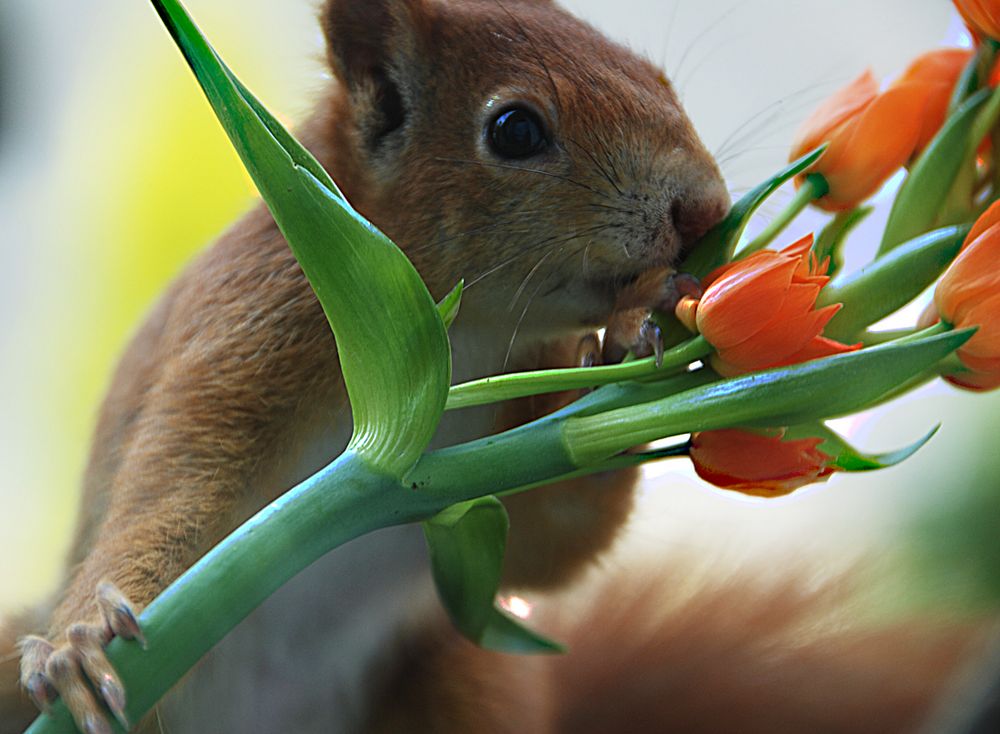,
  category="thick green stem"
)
[445,336,711,411]
[737,174,828,257]
[26,453,441,734]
